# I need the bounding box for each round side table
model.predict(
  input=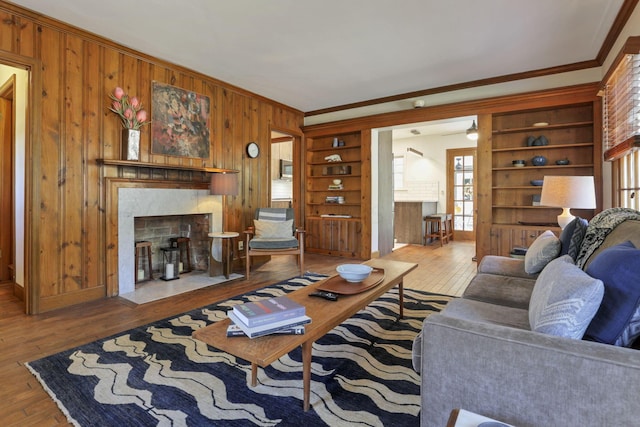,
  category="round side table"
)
[209,232,239,279]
